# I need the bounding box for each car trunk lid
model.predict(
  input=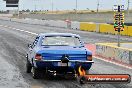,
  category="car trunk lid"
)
[38,46,87,60]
